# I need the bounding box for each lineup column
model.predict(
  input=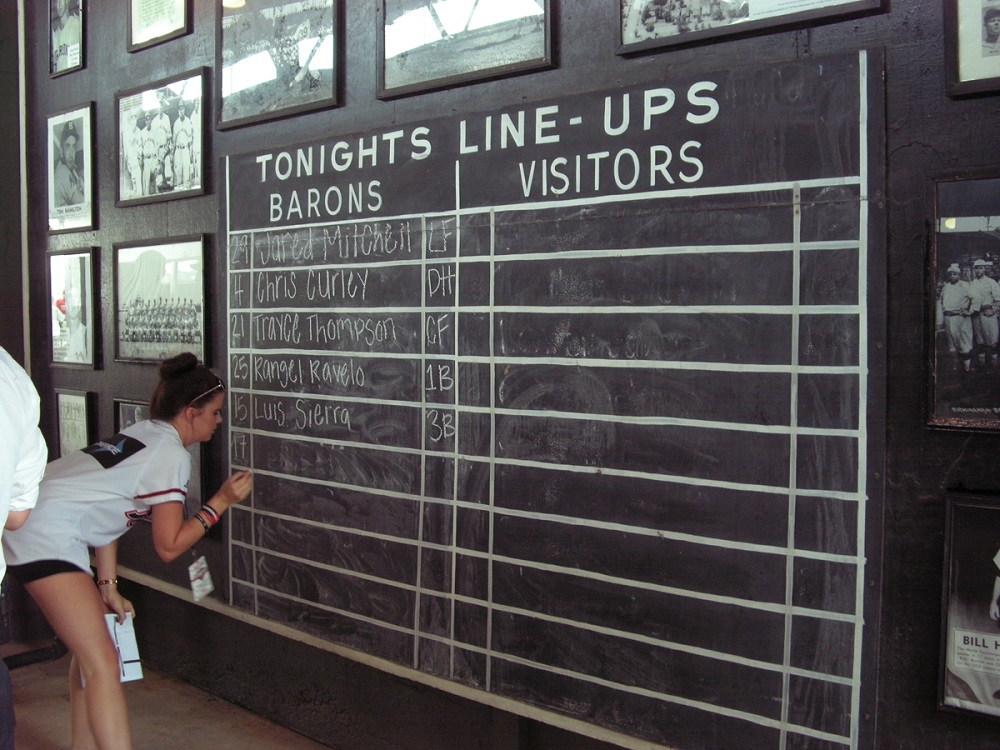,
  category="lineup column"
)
[416,213,461,674]
[227,230,256,609]
[452,208,498,688]
[227,230,253,475]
